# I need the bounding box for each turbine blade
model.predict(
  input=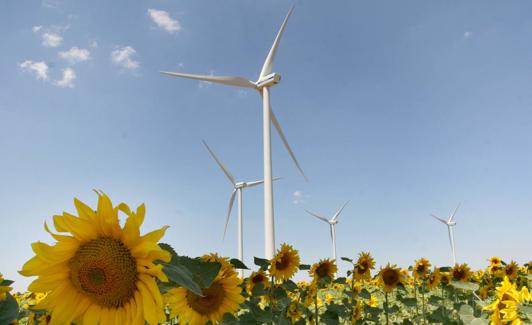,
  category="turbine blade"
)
[304,209,329,224]
[246,177,281,188]
[449,202,461,222]
[202,140,236,185]
[332,200,350,221]
[270,107,308,181]
[223,189,237,240]
[259,5,295,79]
[431,214,448,224]
[160,71,256,89]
